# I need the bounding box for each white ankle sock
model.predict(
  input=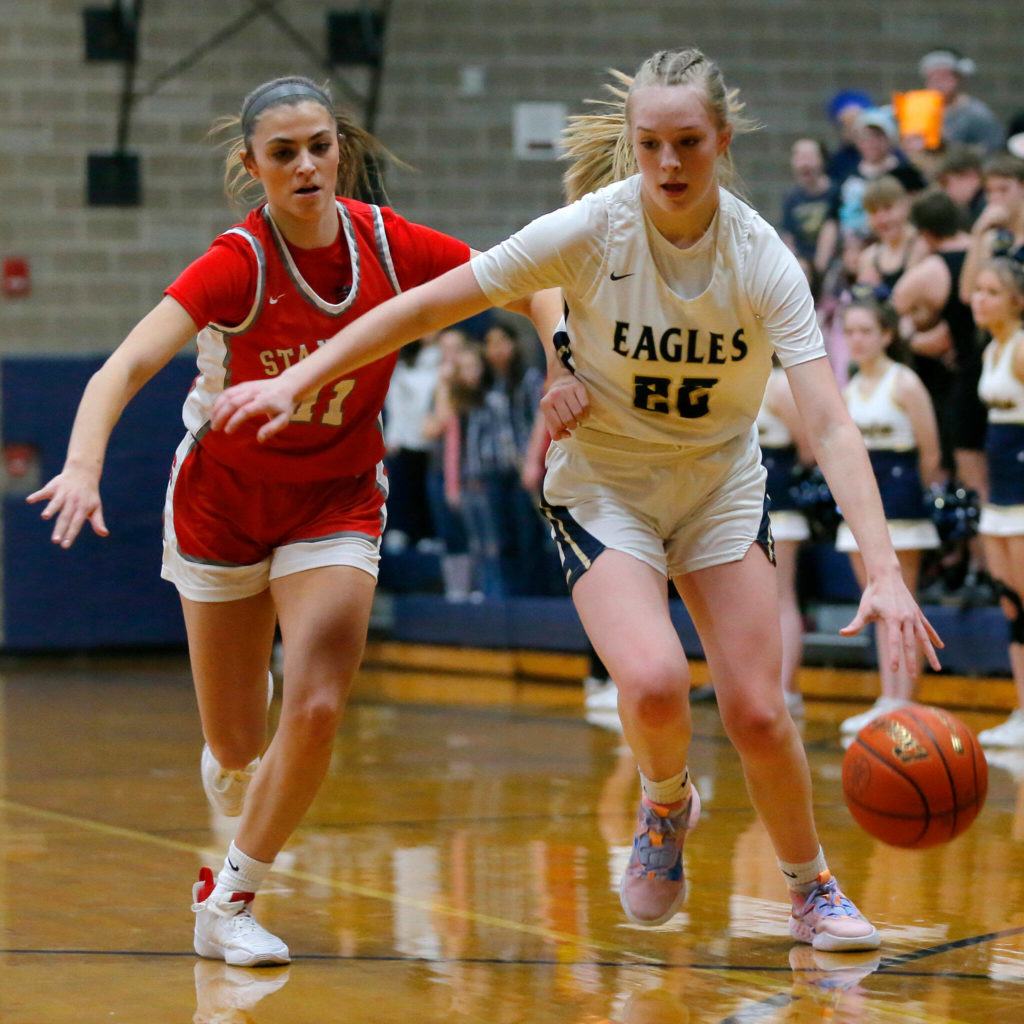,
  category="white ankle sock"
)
[639,768,690,807]
[212,841,272,900]
[778,846,828,891]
